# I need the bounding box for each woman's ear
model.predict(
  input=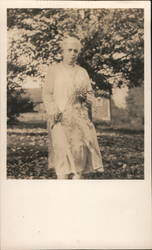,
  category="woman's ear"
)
[58,47,63,59]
